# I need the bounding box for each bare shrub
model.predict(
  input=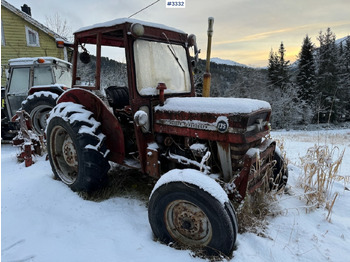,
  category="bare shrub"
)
[298,144,345,221]
[235,140,287,235]
[234,189,276,237]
